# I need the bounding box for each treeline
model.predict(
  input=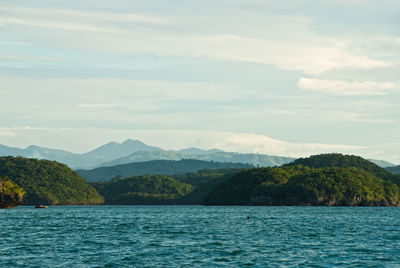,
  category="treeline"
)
[93,175,193,205]
[92,154,400,206]
[204,166,399,206]
[91,169,235,205]
[77,159,253,182]
[2,154,400,208]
